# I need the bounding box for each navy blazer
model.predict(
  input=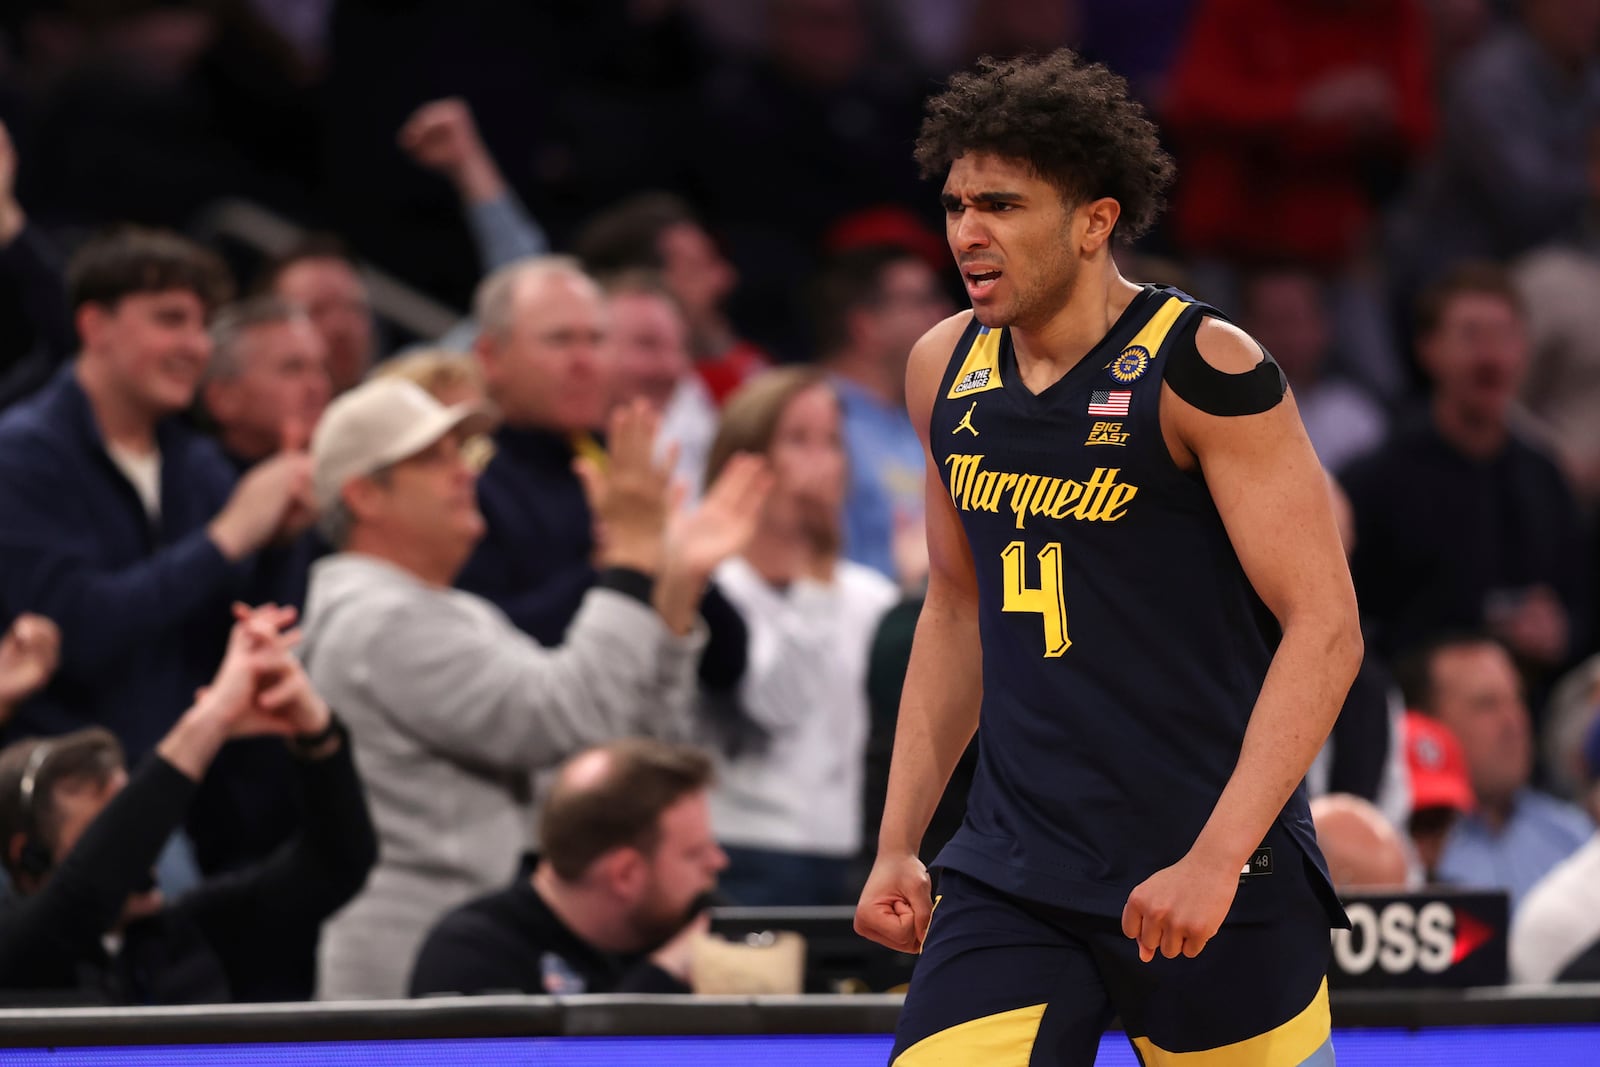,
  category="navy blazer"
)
[0,367,250,755]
